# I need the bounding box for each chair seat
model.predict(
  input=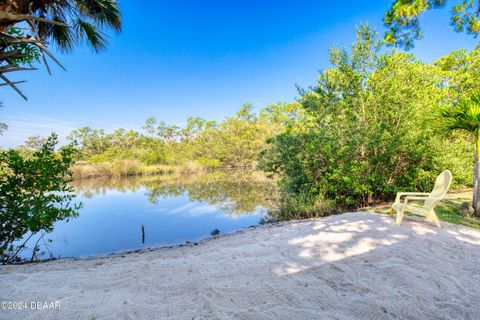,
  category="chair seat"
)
[391,202,428,216]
